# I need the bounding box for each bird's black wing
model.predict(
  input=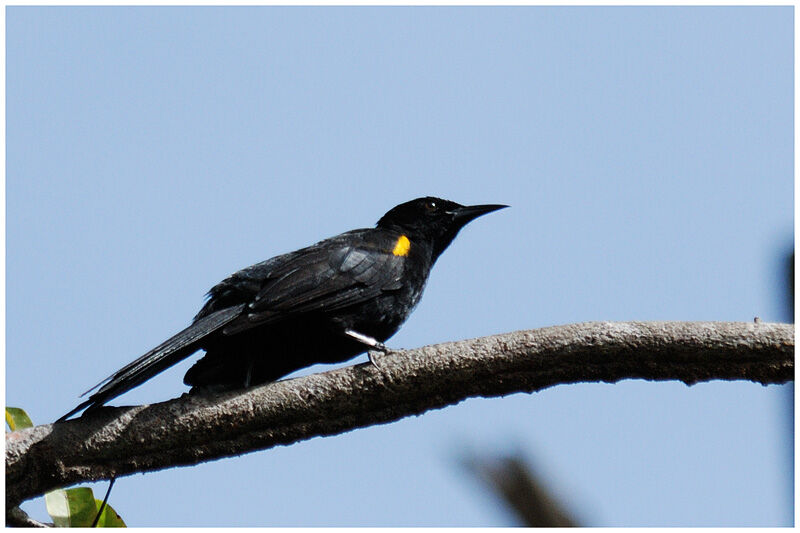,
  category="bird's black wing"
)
[58,230,406,421]
[221,231,407,335]
[58,304,245,422]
